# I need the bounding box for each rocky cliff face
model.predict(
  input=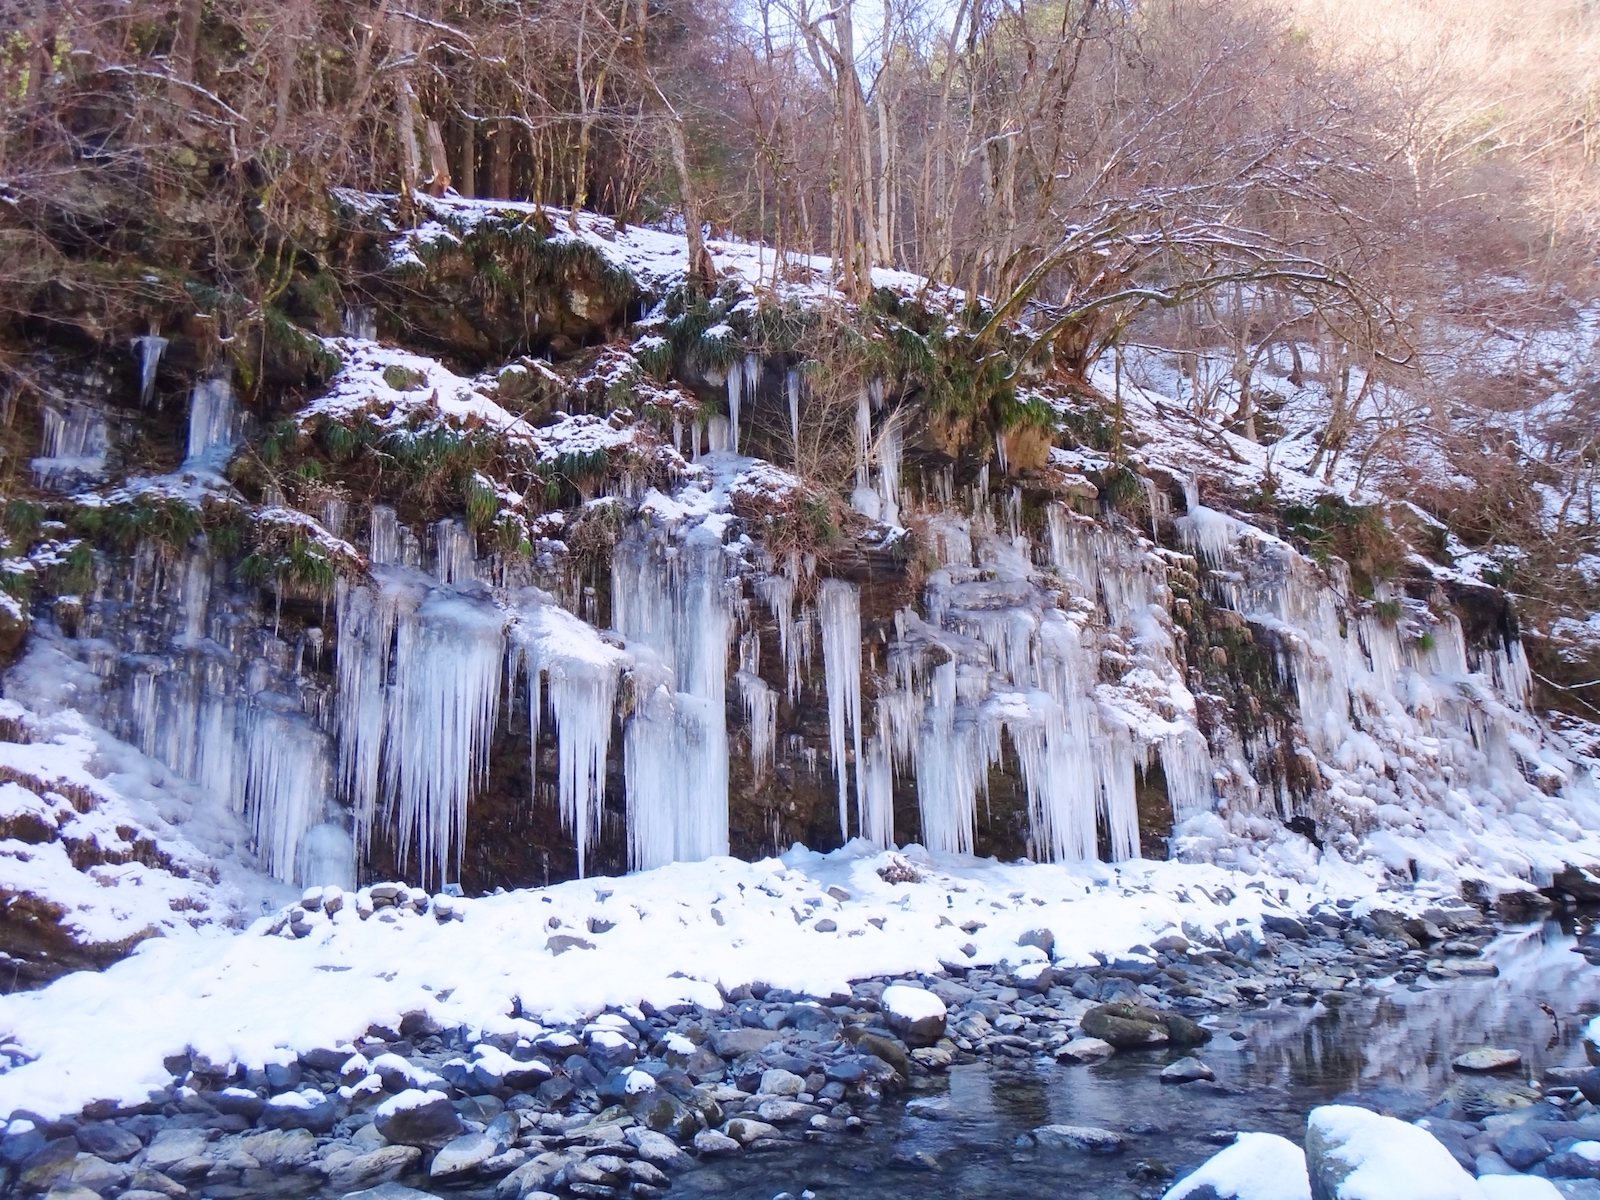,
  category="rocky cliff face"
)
[1,192,1594,977]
